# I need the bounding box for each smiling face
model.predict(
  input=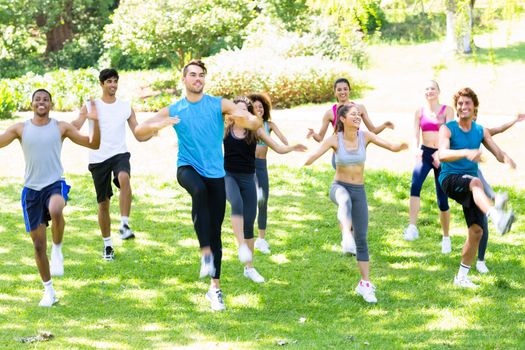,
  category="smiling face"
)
[101,76,118,97]
[182,64,205,94]
[334,82,350,103]
[455,95,475,120]
[424,80,440,101]
[253,100,264,118]
[341,105,361,128]
[31,90,52,118]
